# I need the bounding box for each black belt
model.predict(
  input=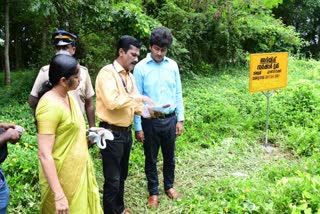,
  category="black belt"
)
[153,112,176,119]
[100,122,132,132]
